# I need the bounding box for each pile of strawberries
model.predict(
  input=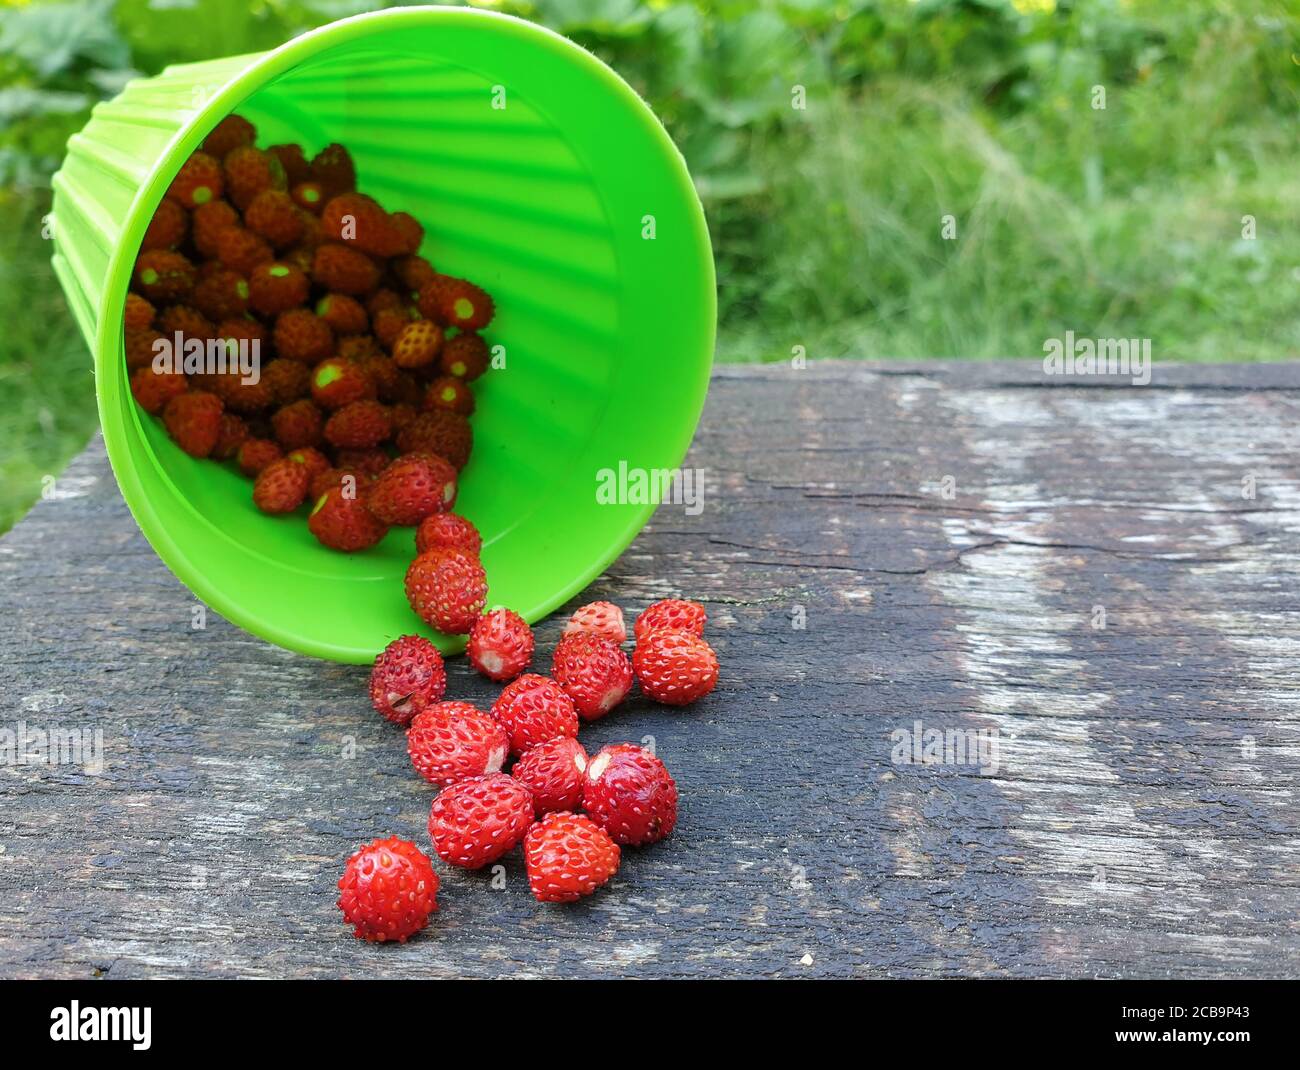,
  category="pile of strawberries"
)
[126,114,495,601]
[339,597,720,942]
